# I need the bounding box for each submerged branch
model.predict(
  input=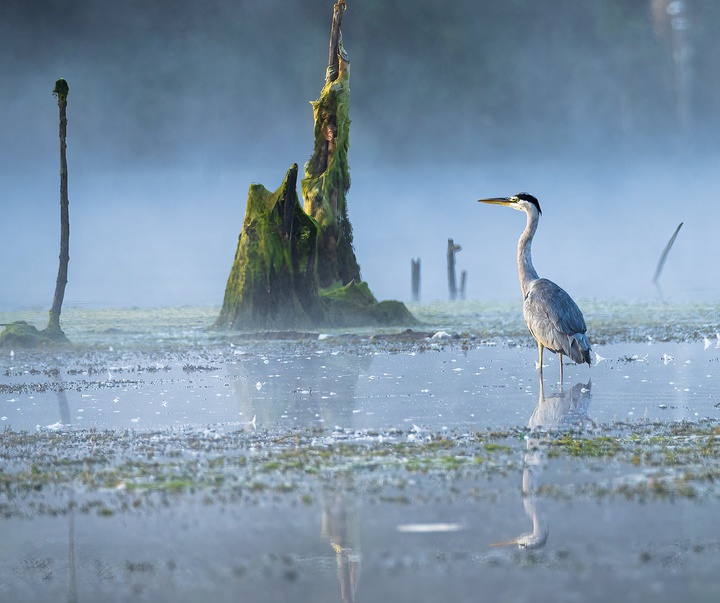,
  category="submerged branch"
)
[652,222,683,284]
